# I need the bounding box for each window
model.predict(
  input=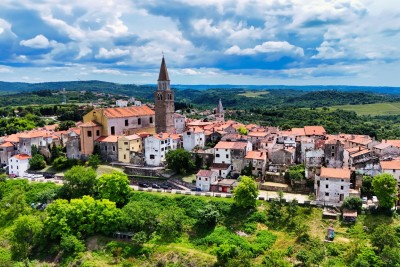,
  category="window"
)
[331,146,335,150]
[216,154,220,157]
[105,146,107,151]
[138,118,141,125]
[113,146,116,152]
[325,192,329,196]
[125,119,128,126]
[341,186,344,190]
[325,184,329,189]
[161,148,164,151]
[341,179,344,182]
[331,152,335,157]
[205,178,208,181]
[199,177,201,180]
[150,155,155,159]
[161,141,164,144]
[124,154,126,160]
[226,154,229,158]
[124,142,128,145]
[111,126,115,135]
[87,131,92,137]
[150,117,153,123]
[96,130,100,136]
[326,178,329,180]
